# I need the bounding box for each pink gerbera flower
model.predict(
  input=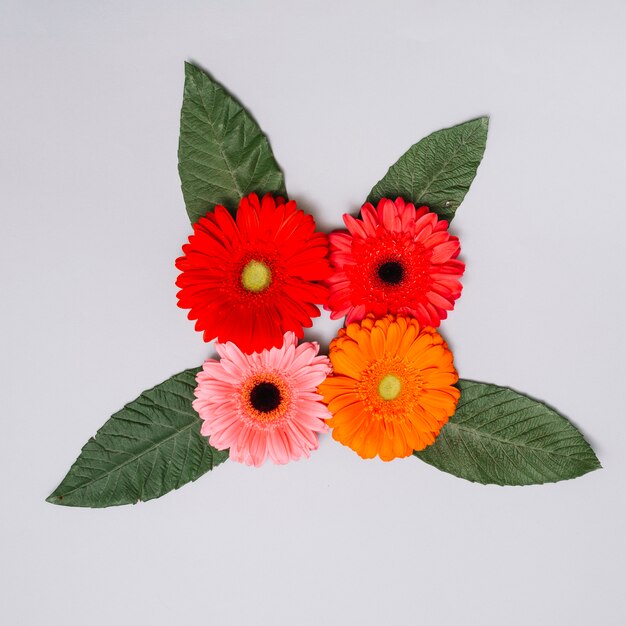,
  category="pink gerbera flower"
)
[193,332,331,467]
[325,197,465,327]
